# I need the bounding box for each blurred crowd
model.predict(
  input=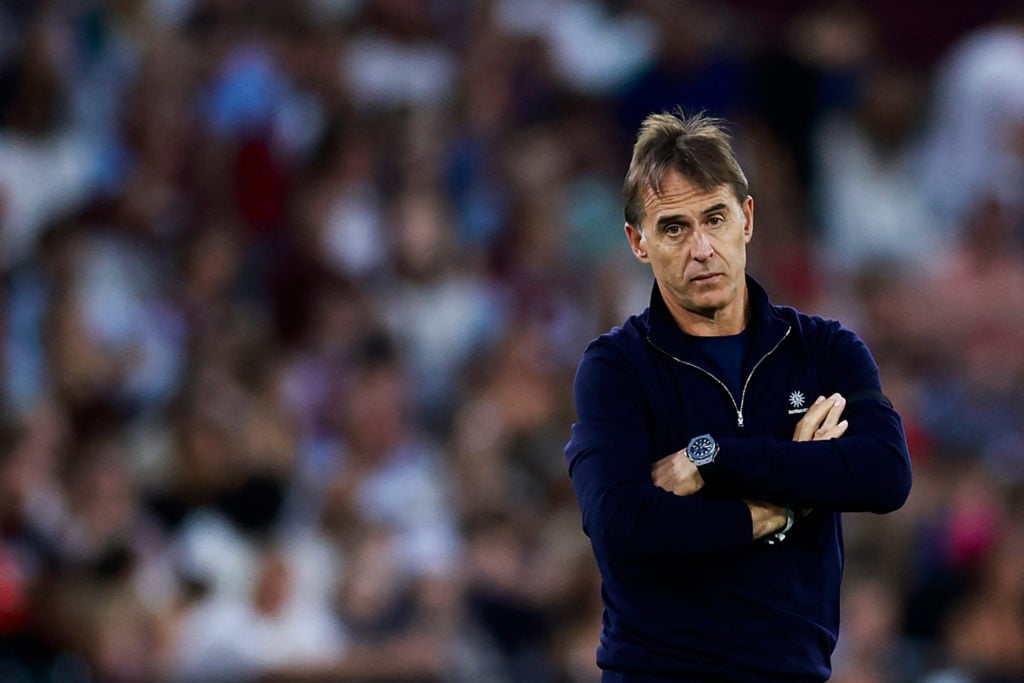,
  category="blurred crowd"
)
[0,0,1023,681]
